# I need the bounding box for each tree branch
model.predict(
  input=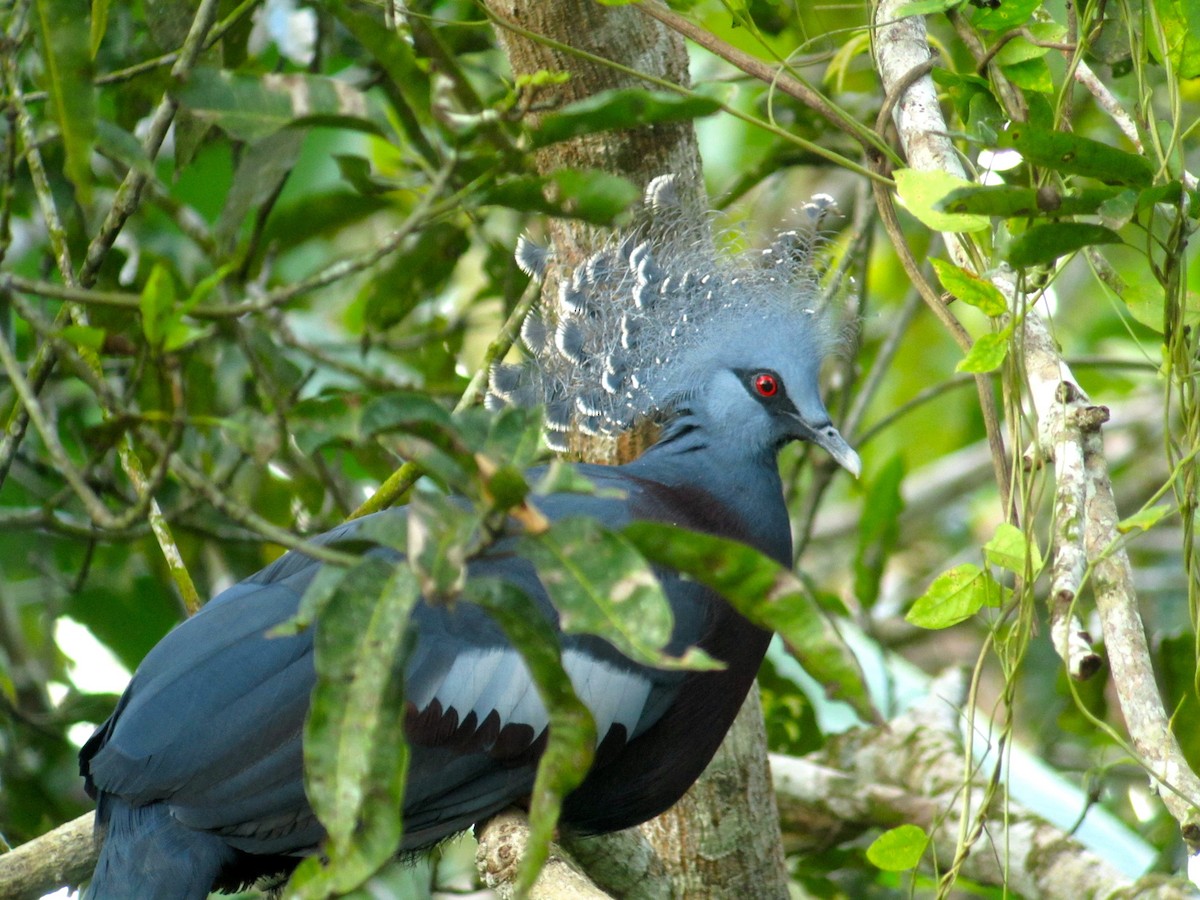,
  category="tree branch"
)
[872,0,1200,855]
